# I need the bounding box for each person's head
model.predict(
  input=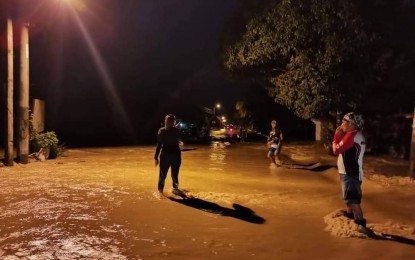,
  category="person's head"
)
[341,112,364,132]
[271,120,277,128]
[164,114,176,129]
